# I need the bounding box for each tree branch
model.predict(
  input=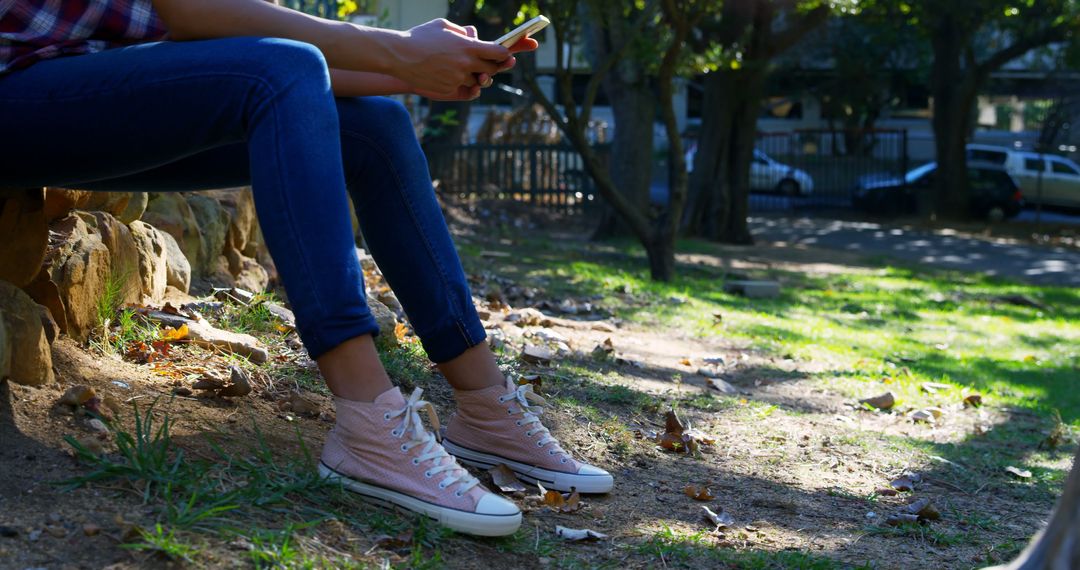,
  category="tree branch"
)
[976,22,1070,79]
[764,4,830,59]
[582,2,656,123]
